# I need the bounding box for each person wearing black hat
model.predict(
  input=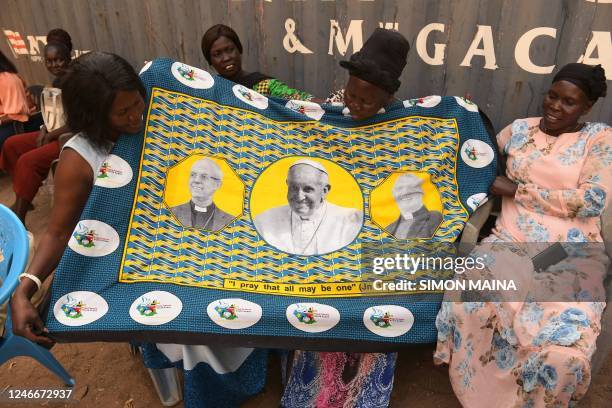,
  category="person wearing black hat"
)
[434,63,611,408]
[280,28,410,408]
[326,28,410,121]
